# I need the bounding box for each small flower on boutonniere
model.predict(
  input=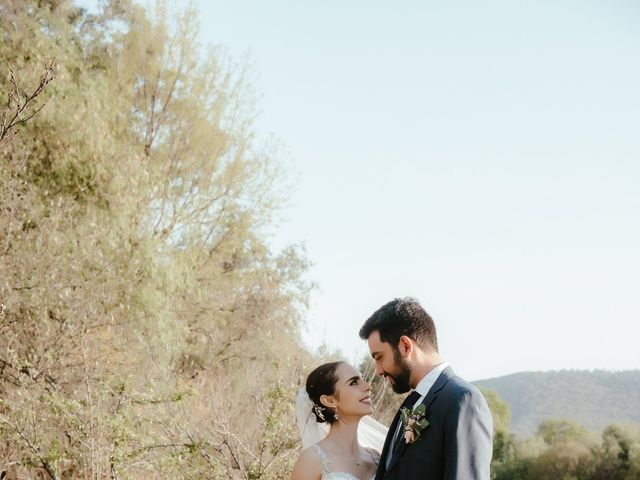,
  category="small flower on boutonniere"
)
[400,403,429,444]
